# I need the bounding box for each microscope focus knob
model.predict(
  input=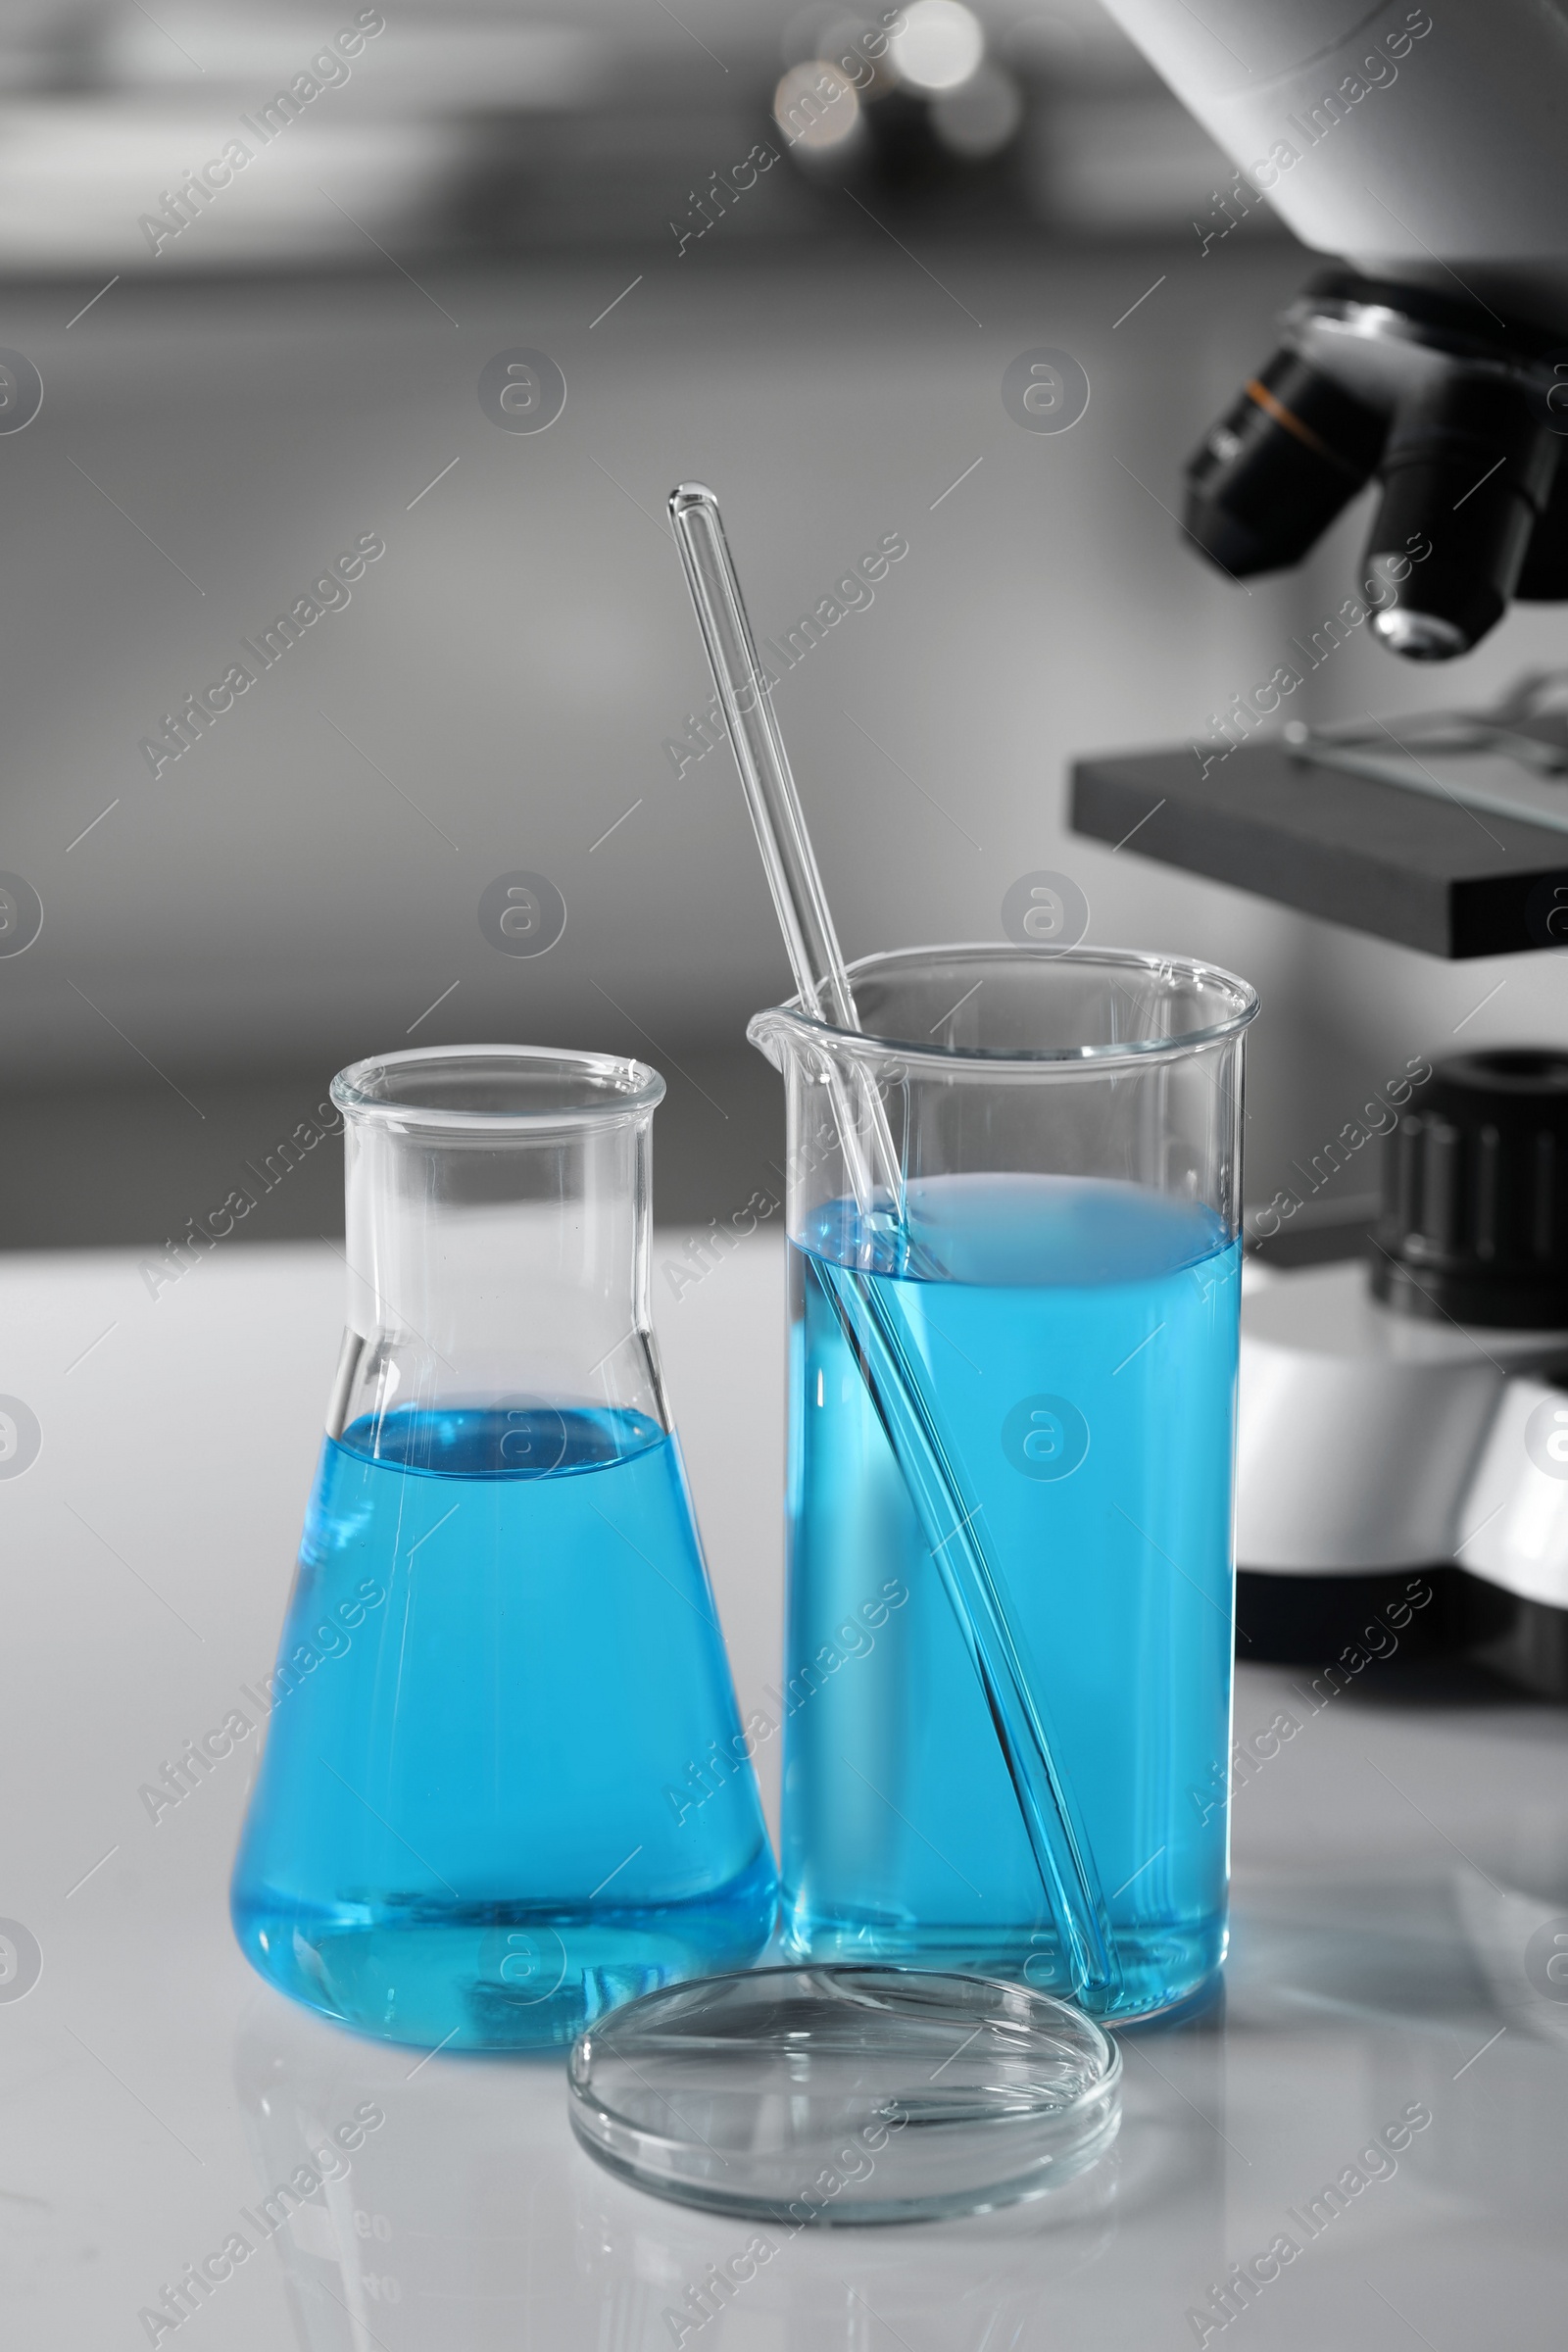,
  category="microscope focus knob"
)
[1374,1048,1568,1325]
